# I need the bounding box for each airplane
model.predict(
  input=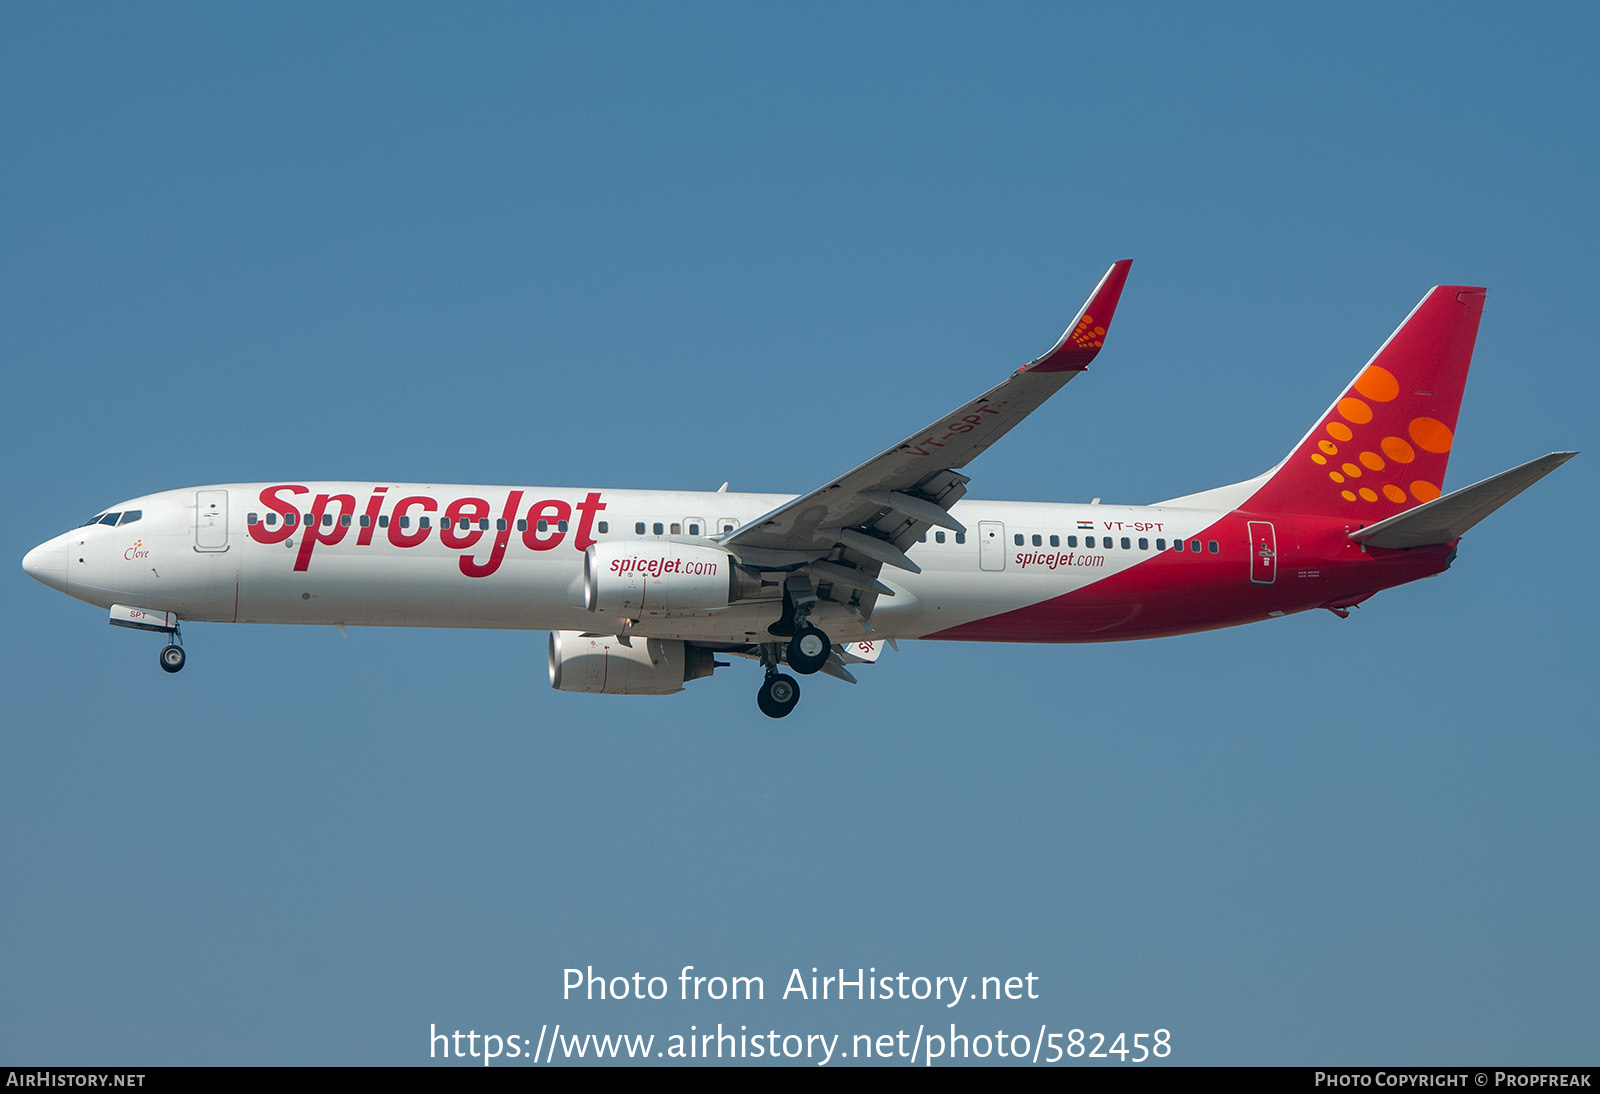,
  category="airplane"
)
[20,261,1575,718]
